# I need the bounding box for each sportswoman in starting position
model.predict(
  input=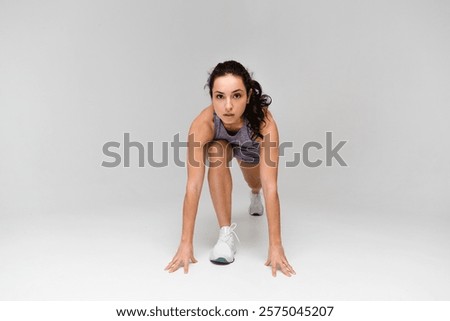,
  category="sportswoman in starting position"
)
[165,60,295,277]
